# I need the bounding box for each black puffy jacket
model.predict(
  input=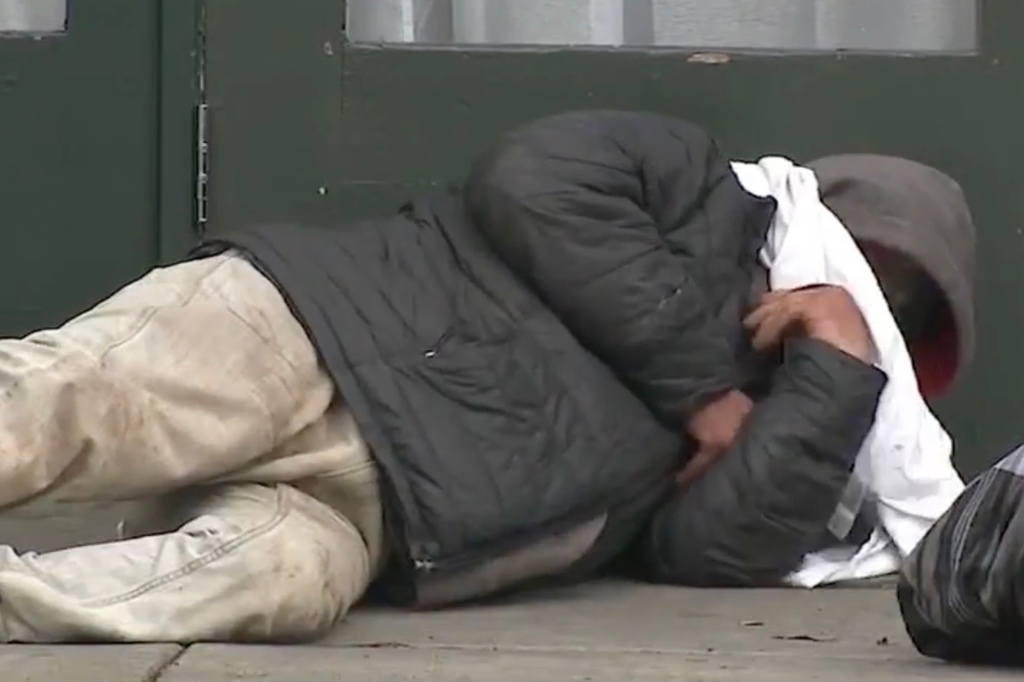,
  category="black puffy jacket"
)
[194,111,887,603]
